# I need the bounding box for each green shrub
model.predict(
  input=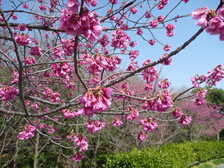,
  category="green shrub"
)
[103,141,224,168]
